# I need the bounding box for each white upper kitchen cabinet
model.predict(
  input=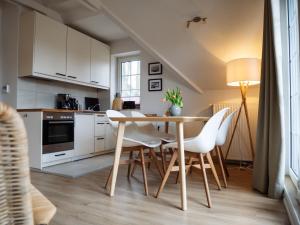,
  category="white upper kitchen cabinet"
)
[66,28,91,83]
[90,39,110,88]
[74,114,95,157]
[34,13,67,77]
[19,11,67,78]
